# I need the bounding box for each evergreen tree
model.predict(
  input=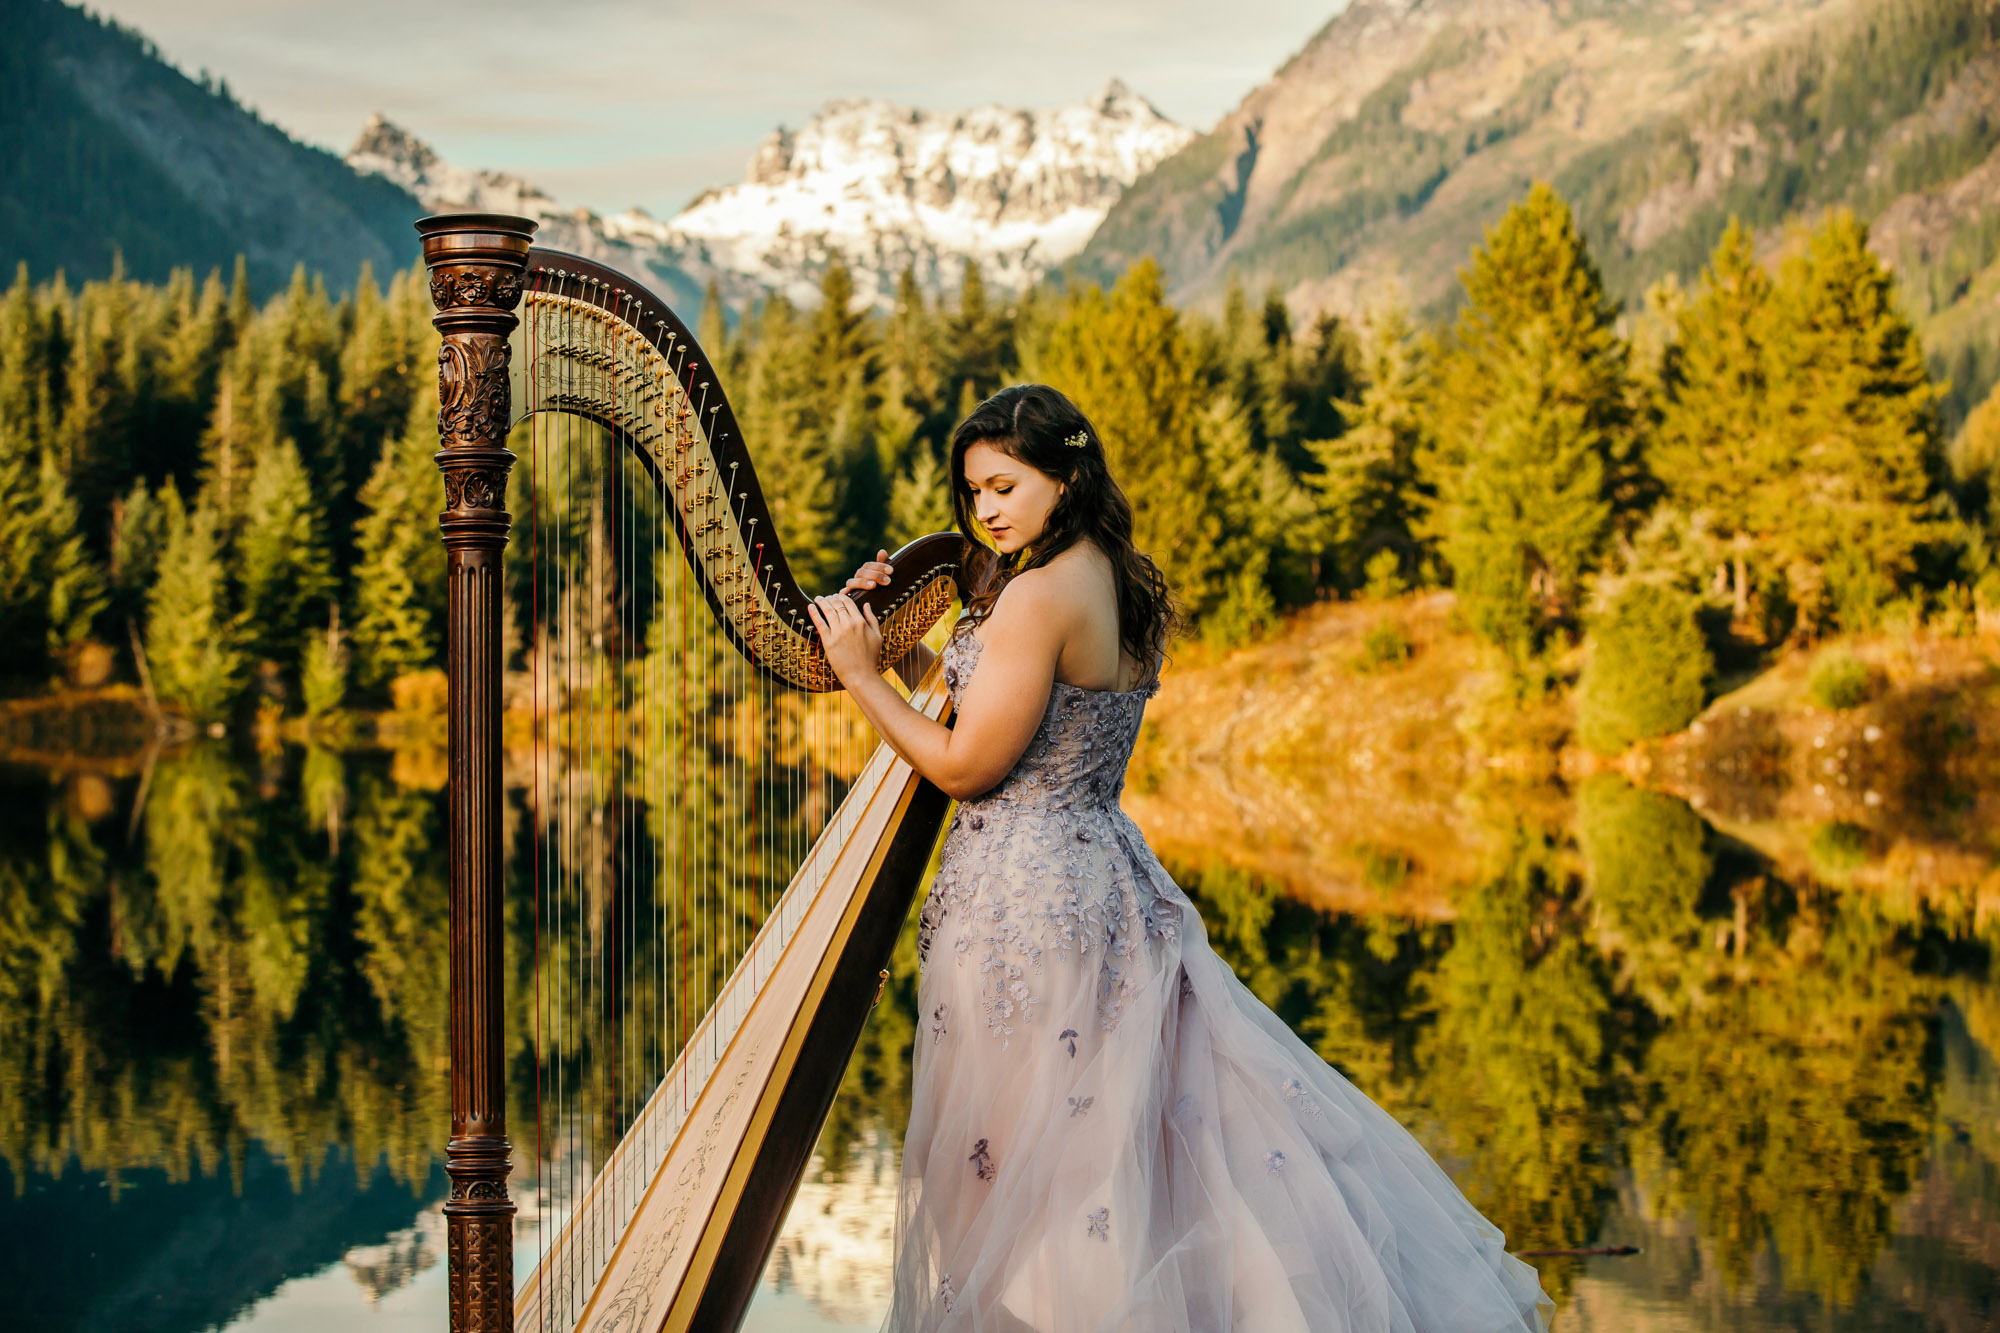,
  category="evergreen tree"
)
[1022,260,1226,619]
[944,258,1011,404]
[812,259,882,570]
[349,399,445,690]
[144,488,245,720]
[107,479,165,631]
[335,263,428,552]
[735,295,845,588]
[1758,212,1943,631]
[202,266,341,524]
[0,275,106,674]
[696,277,737,381]
[887,449,953,546]
[300,604,349,718]
[1424,184,1634,665]
[154,266,235,484]
[1952,376,2000,518]
[878,265,944,475]
[1656,220,1776,621]
[236,438,334,664]
[1309,306,1431,592]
